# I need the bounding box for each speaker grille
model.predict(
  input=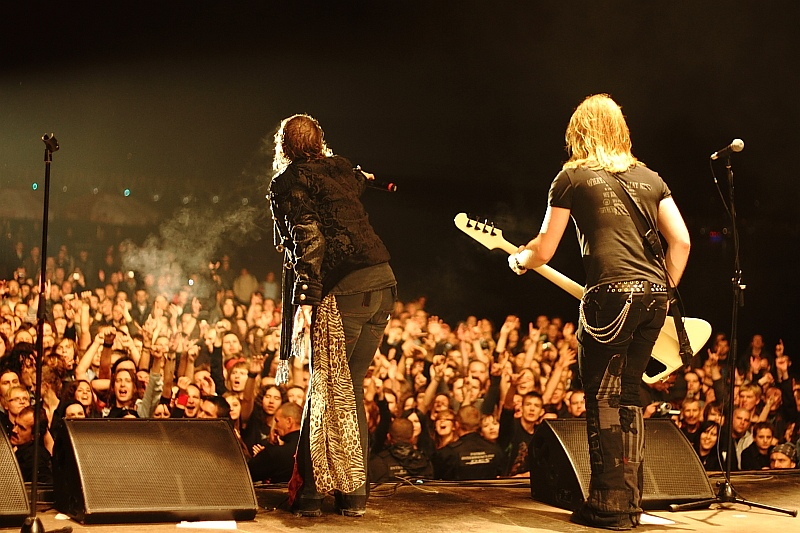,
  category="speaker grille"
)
[531,418,714,510]
[58,419,257,523]
[0,424,30,526]
[642,420,713,504]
